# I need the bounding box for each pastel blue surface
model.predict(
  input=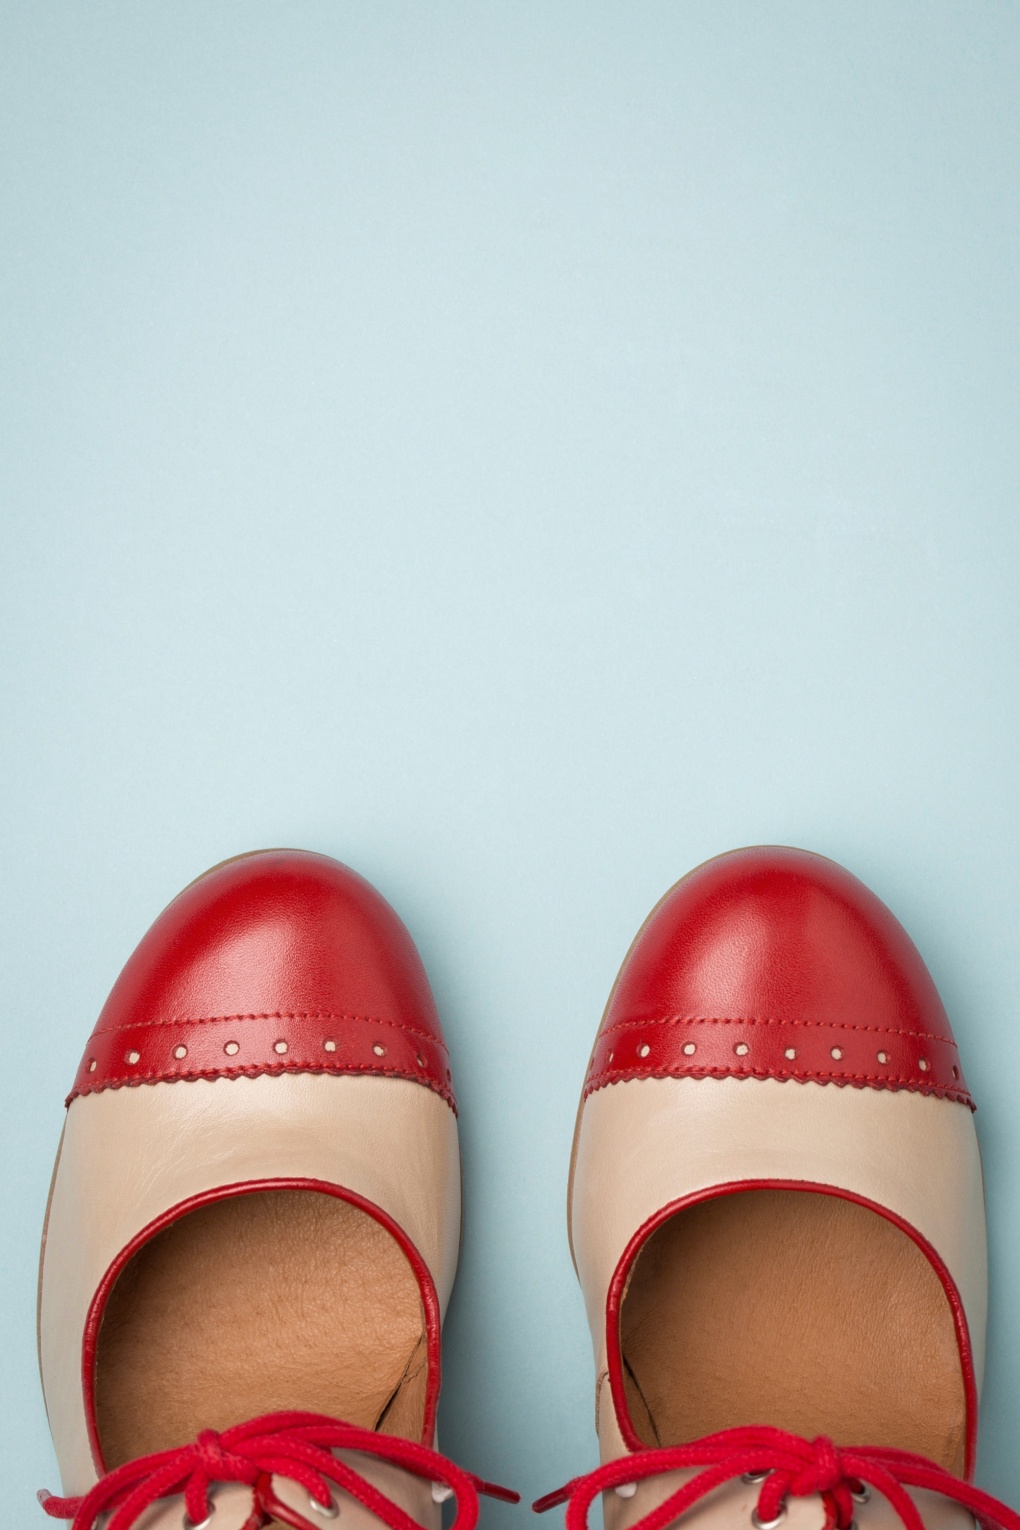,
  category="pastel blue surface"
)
[2,3,1019,1521]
